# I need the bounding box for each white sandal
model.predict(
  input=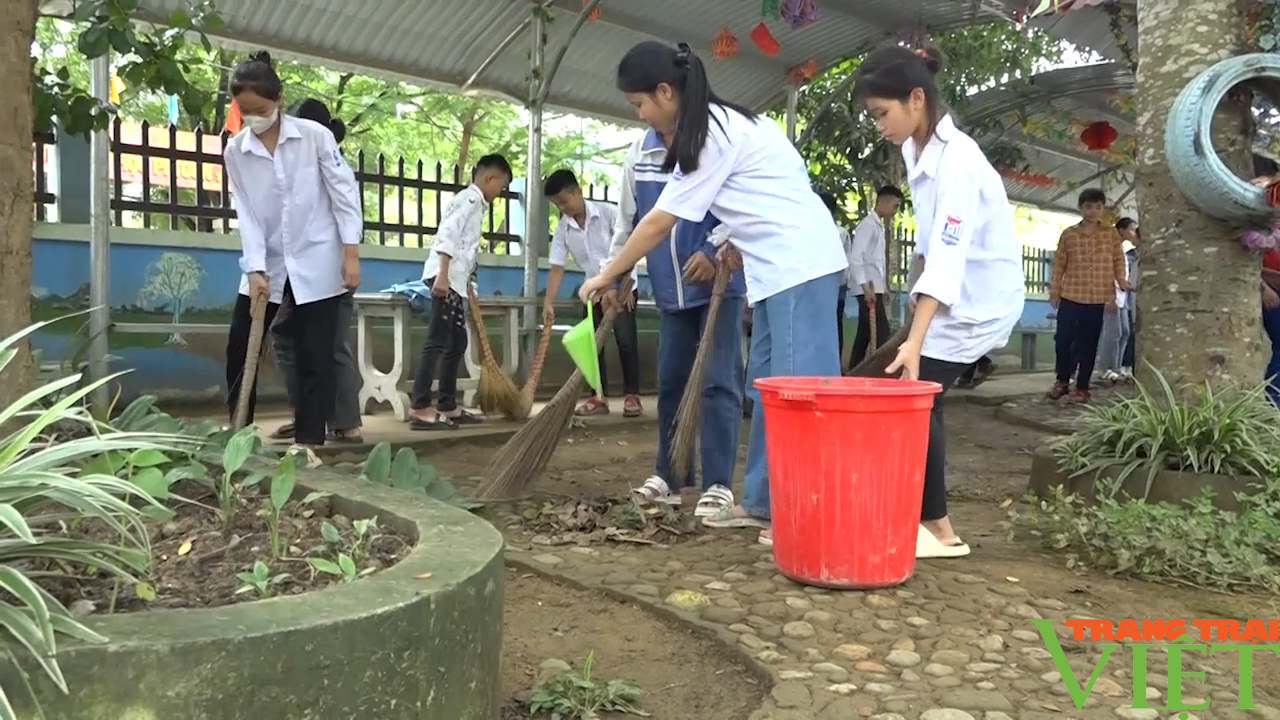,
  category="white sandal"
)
[285,444,324,469]
[631,476,681,506]
[694,484,734,517]
[915,525,970,559]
